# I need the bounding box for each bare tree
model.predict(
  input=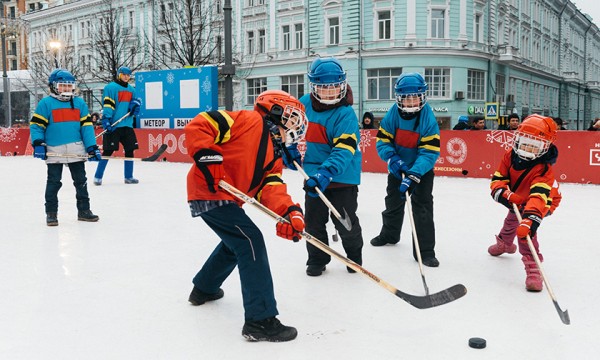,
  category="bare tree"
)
[90,0,141,82]
[148,0,221,68]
